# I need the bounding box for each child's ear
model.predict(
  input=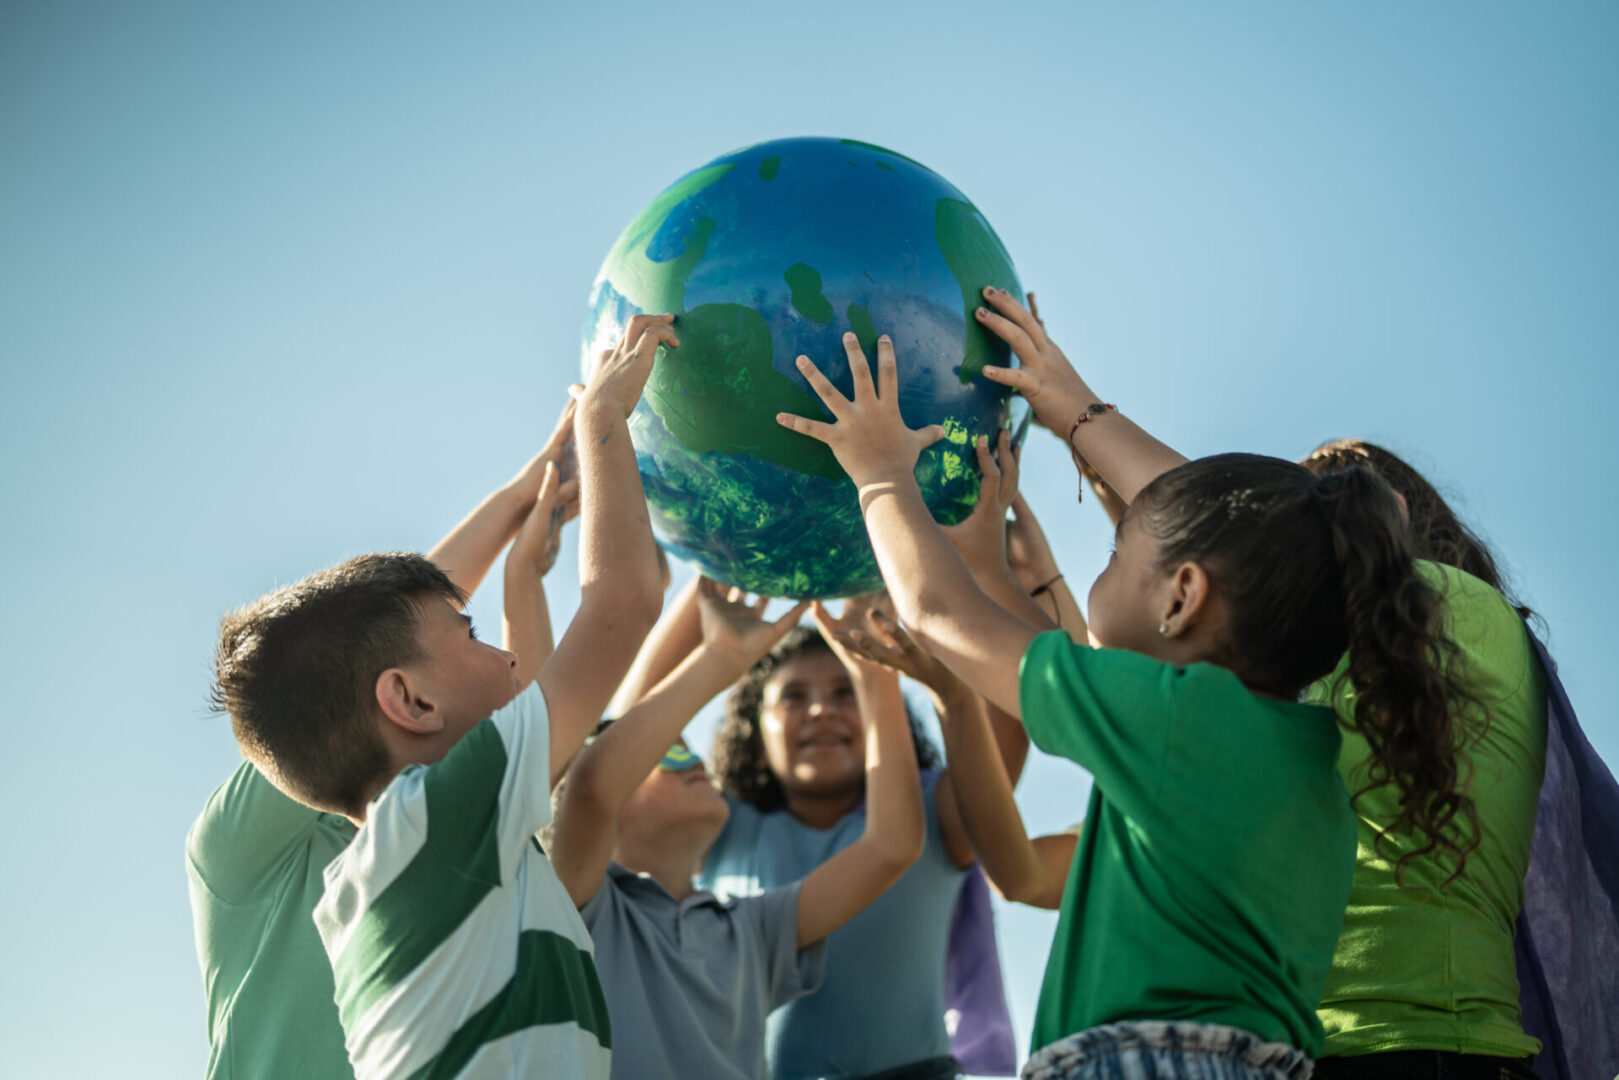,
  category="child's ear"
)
[375,668,445,736]
[1161,562,1212,637]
